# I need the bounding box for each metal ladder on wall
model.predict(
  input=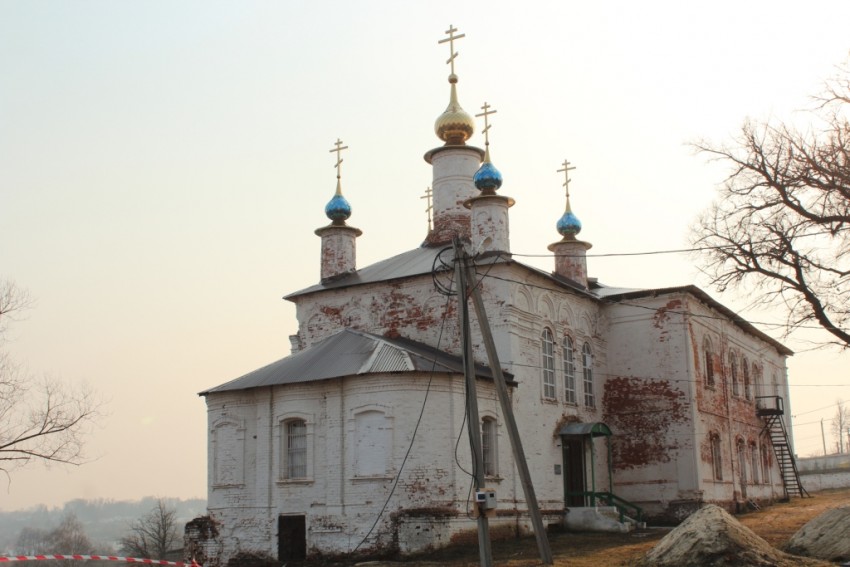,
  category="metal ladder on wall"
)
[757,396,810,499]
